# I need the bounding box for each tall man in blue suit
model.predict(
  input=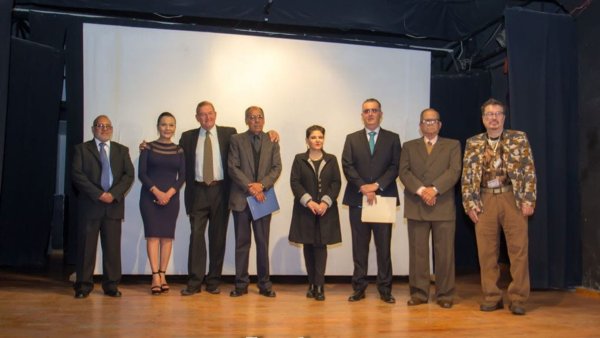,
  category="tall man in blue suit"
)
[71,115,135,298]
[342,98,401,304]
